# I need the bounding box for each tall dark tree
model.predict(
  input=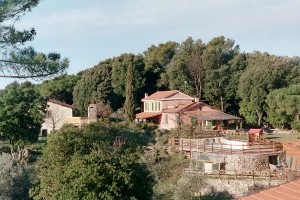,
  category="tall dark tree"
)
[111,54,145,99]
[202,36,240,111]
[144,41,178,92]
[186,50,205,99]
[73,59,120,115]
[37,74,78,105]
[167,37,205,96]
[266,84,300,130]
[238,52,299,125]
[225,53,247,115]
[0,81,46,164]
[0,0,68,79]
[124,62,135,121]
